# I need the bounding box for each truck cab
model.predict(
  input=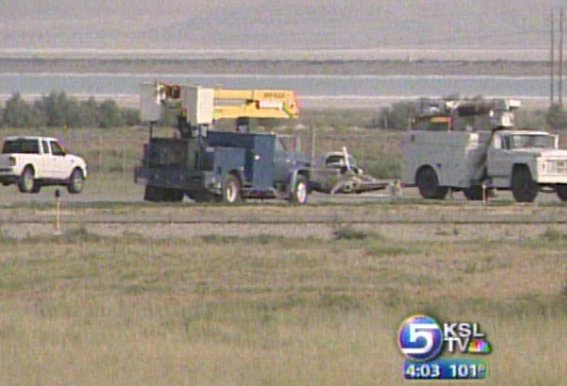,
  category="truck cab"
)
[487,130,567,201]
[488,130,560,182]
